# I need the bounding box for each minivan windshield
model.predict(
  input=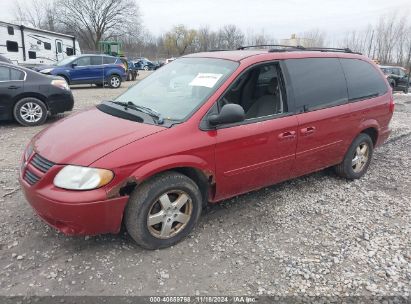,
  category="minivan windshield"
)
[56,56,77,66]
[114,58,239,121]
